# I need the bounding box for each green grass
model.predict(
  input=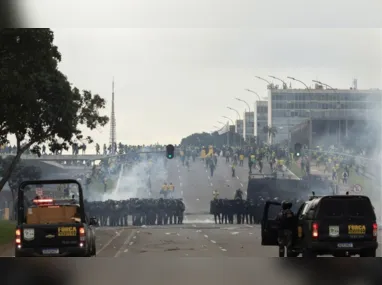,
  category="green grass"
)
[288,161,305,178]
[0,220,15,245]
